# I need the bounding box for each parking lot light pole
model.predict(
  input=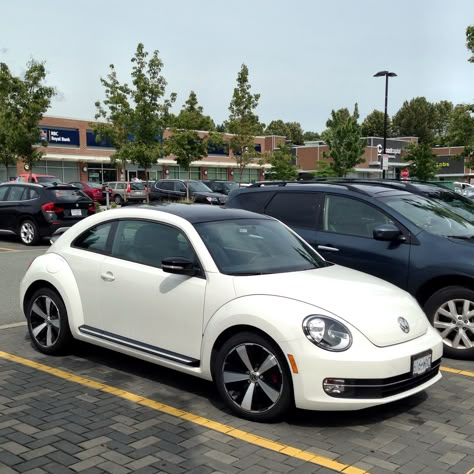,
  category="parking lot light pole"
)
[374,71,397,179]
